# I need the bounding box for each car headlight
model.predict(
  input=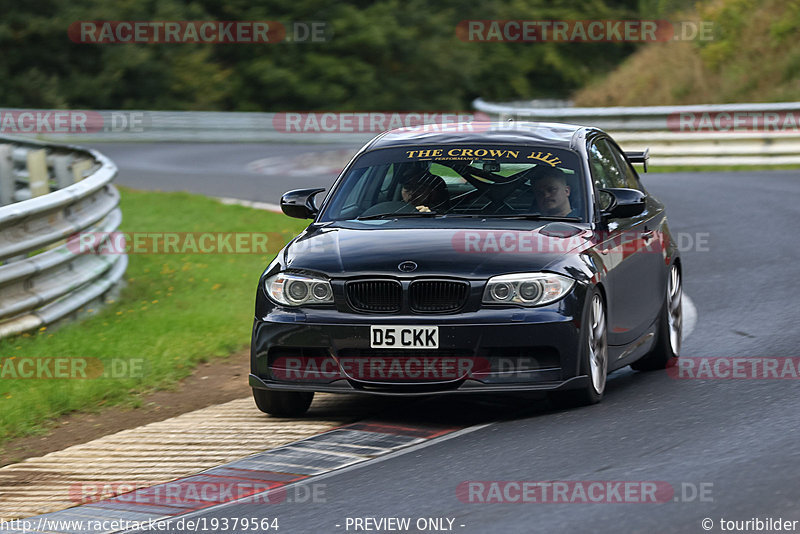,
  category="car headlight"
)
[482,273,575,307]
[264,273,334,306]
